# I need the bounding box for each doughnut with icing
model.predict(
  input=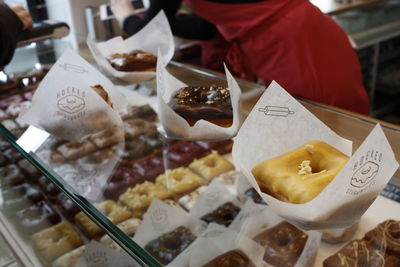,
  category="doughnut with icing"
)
[253,221,308,267]
[75,200,132,238]
[169,85,233,127]
[31,221,83,264]
[155,167,205,197]
[189,151,234,182]
[252,141,349,204]
[200,202,241,227]
[203,249,256,267]
[363,219,400,257]
[144,226,196,265]
[107,50,157,72]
